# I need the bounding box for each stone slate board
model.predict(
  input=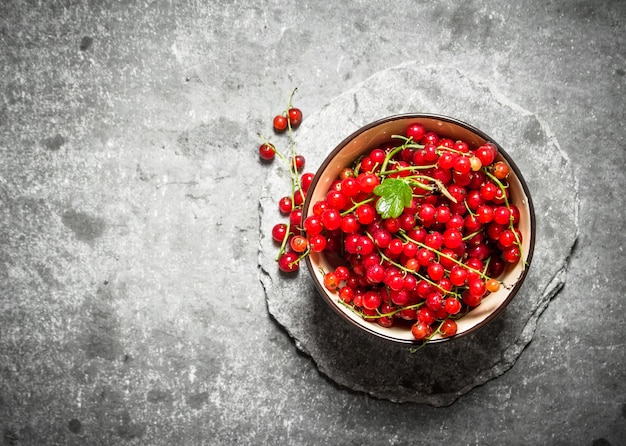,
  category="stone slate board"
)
[258,62,578,406]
